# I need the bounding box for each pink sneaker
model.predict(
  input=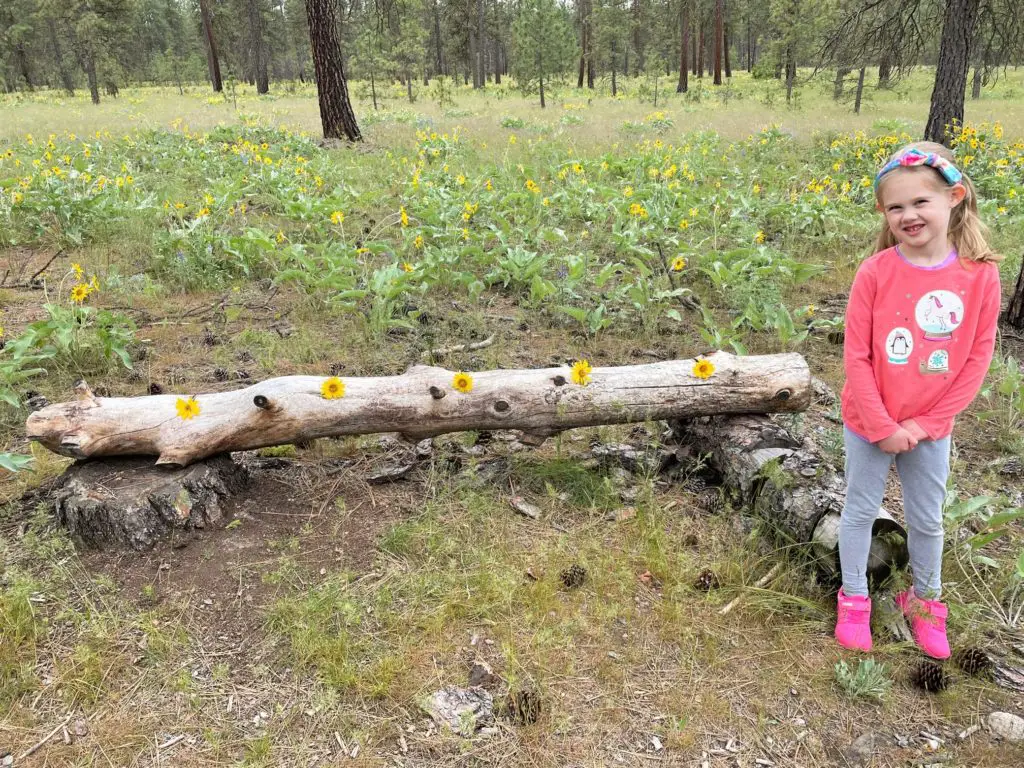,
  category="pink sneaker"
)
[896,589,951,659]
[835,588,873,652]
